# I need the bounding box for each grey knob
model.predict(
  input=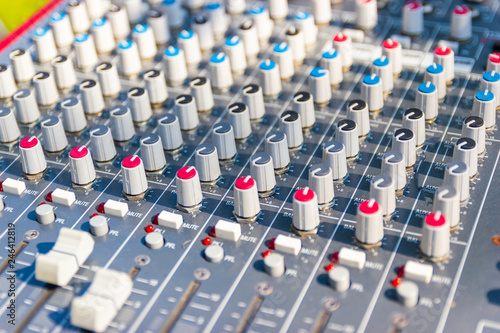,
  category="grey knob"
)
[90,125,117,163]
[243,84,265,121]
[41,116,68,153]
[13,89,40,125]
[420,212,450,259]
[328,266,350,292]
[250,153,276,196]
[355,199,384,245]
[0,107,20,144]
[286,26,305,66]
[51,55,77,90]
[280,111,303,149]
[175,94,199,131]
[292,187,320,233]
[0,65,17,98]
[36,204,55,224]
[89,215,108,237]
[107,5,130,41]
[195,143,221,183]
[228,103,252,140]
[265,130,290,173]
[176,166,203,210]
[381,151,406,191]
[323,140,347,181]
[212,122,237,161]
[192,15,214,51]
[462,116,485,156]
[69,146,96,187]
[190,77,214,112]
[308,163,334,207]
[140,133,166,172]
[145,232,164,250]
[347,100,370,137]
[20,136,47,178]
[403,108,425,147]
[336,119,359,158]
[238,20,260,59]
[9,49,35,82]
[80,80,105,115]
[397,281,419,308]
[61,97,87,133]
[444,161,469,203]
[264,253,285,277]
[369,174,396,216]
[158,113,183,152]
[293,91,315,129]
[128,87,153,125]
[96,62,121,97]
[416,81,439,122]
[121,156,148,197]
[144,70,168,105]
[234,176,261,220]
[433,185,460,229]
[204,245,224,263]
[392,128,416,168]
[453,137,477,178]
[147,10,170,45]
[33,72,59,106]
[110,106,135,142]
